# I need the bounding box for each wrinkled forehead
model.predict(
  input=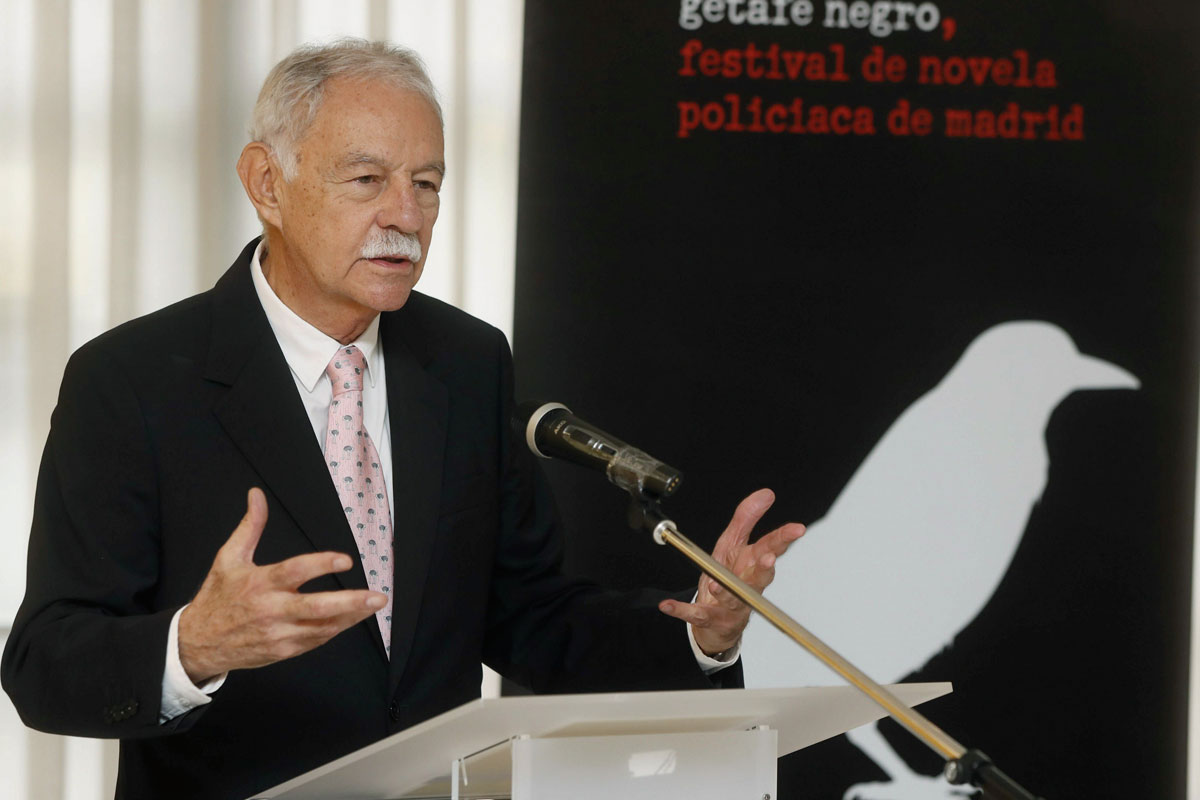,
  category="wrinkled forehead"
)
[300,78,445,166]
[315,75,443,130]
